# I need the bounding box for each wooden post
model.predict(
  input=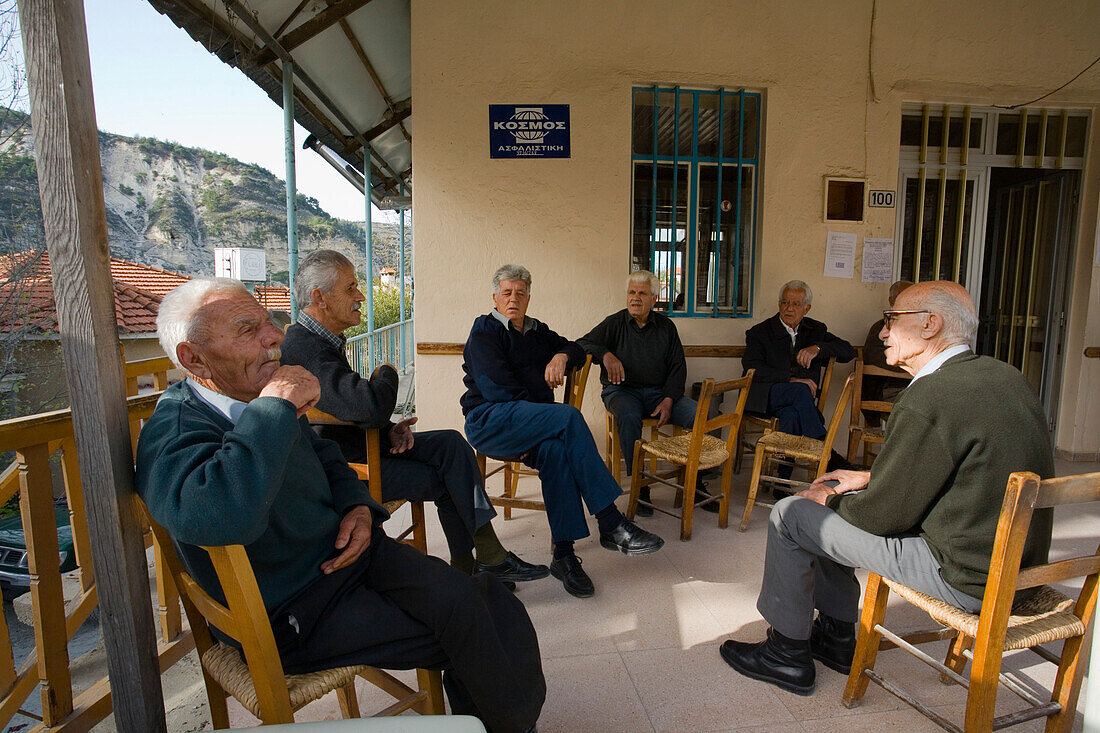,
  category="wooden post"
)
[16,1,167,730]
